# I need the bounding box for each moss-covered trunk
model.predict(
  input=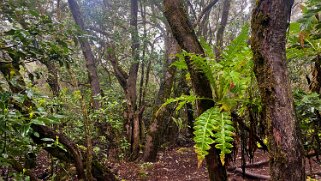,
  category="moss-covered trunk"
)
[251,1,305,180]
[310,56,321,93]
